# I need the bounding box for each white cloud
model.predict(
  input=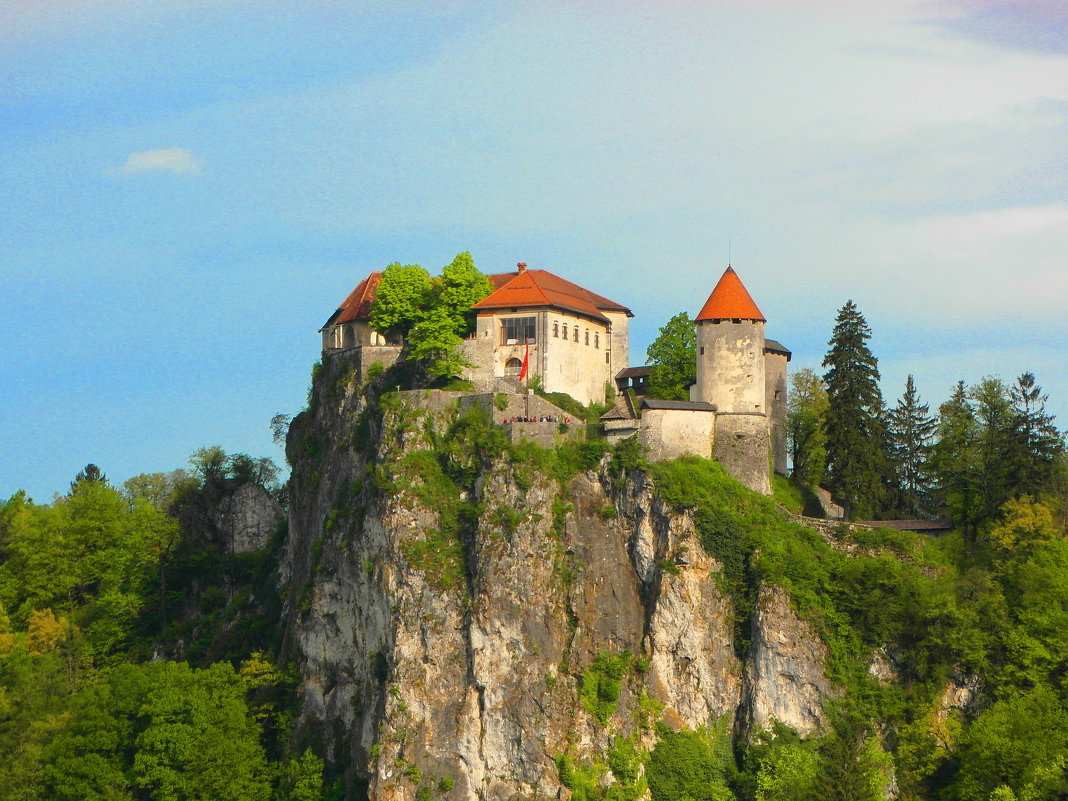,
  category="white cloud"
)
[117,147,202,175]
